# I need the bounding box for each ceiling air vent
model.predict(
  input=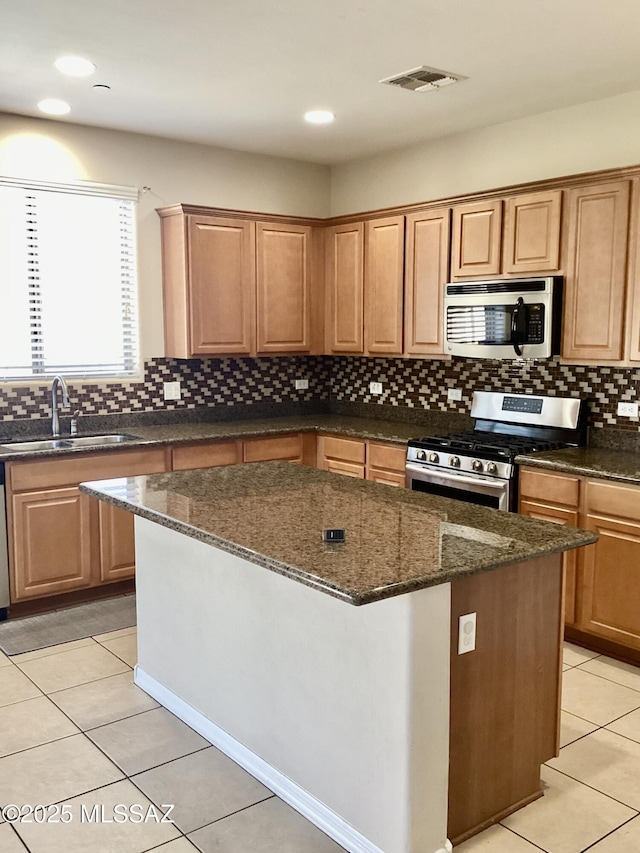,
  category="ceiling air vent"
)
[380,65,466,92]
